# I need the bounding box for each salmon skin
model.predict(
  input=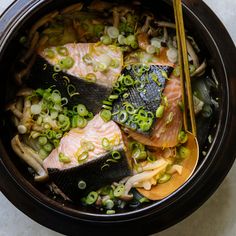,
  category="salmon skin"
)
[47,148,130,201]
[27,43,123,114]
[43,114,132,200]
[112,64,173,134]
